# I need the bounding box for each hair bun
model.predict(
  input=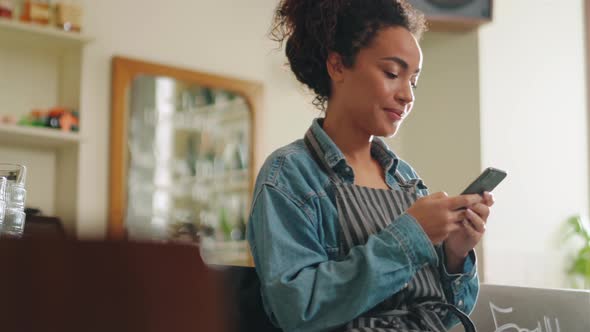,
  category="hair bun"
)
[270,0,426,110]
